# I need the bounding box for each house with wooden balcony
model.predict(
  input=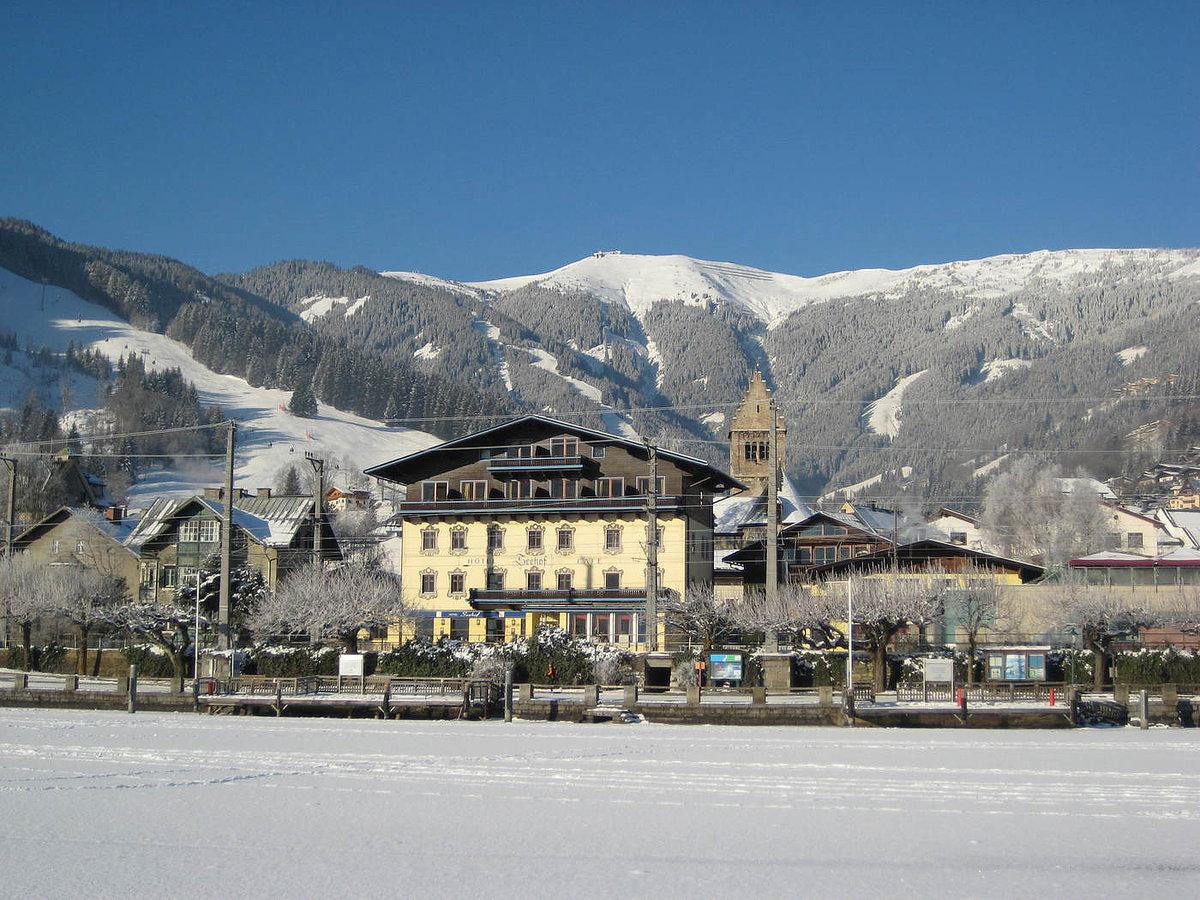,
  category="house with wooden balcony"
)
[365,415,742,649]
